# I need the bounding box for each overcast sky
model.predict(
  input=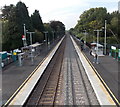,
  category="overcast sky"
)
[0,0,119,30]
